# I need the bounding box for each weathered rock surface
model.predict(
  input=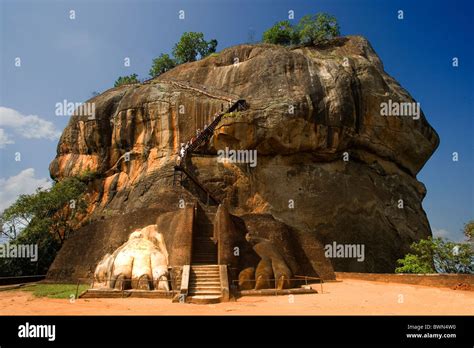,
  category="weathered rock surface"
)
[47,36,439,282]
